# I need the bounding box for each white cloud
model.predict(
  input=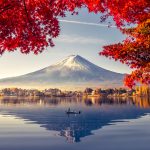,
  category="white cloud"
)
[55,34,106,45]
[59,19,117,28]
